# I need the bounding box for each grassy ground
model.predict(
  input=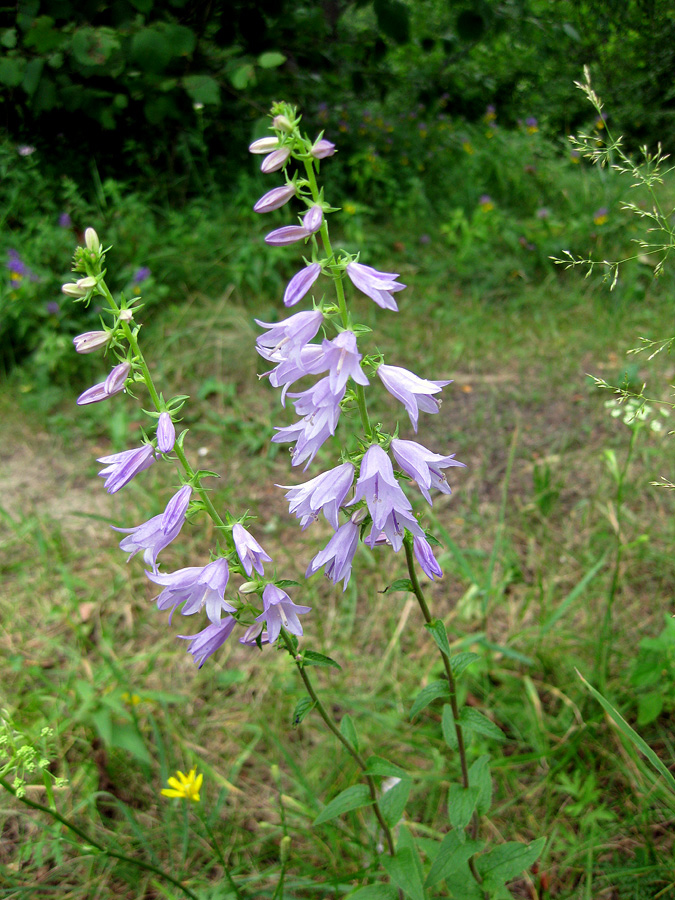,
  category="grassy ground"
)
[2,223,675,899]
